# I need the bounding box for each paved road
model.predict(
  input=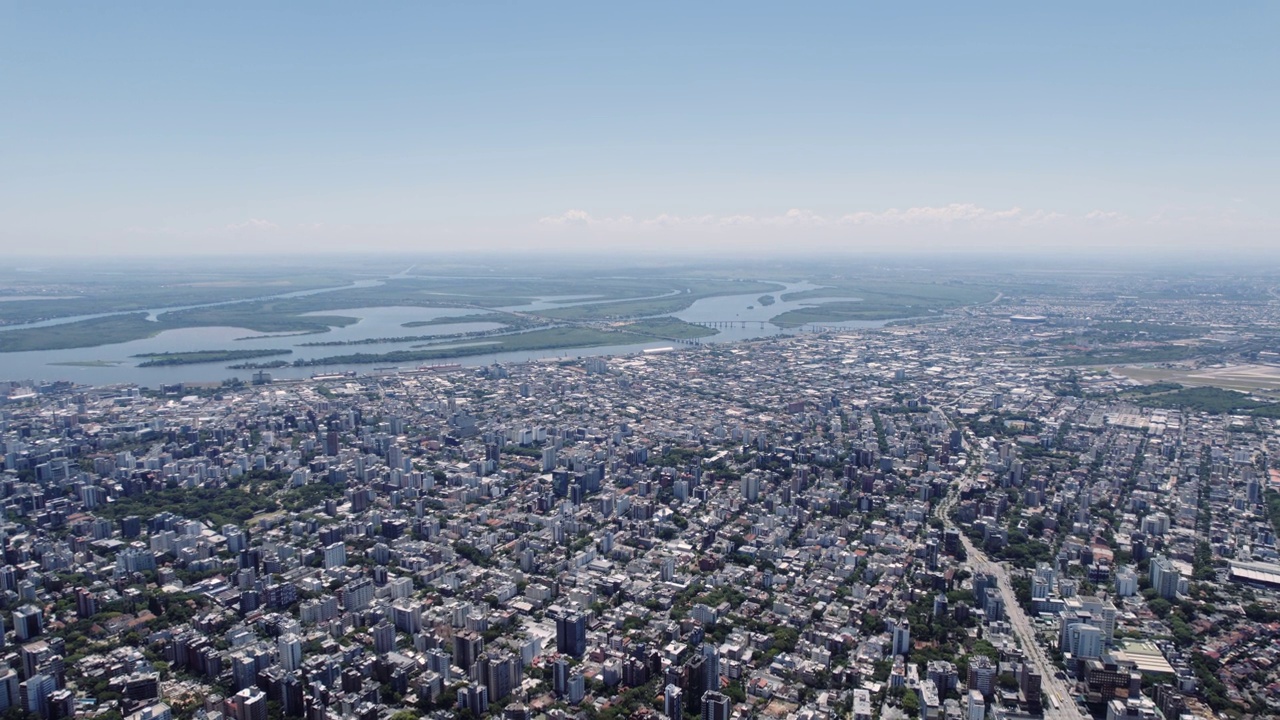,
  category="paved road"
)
[937,491,1086,720]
